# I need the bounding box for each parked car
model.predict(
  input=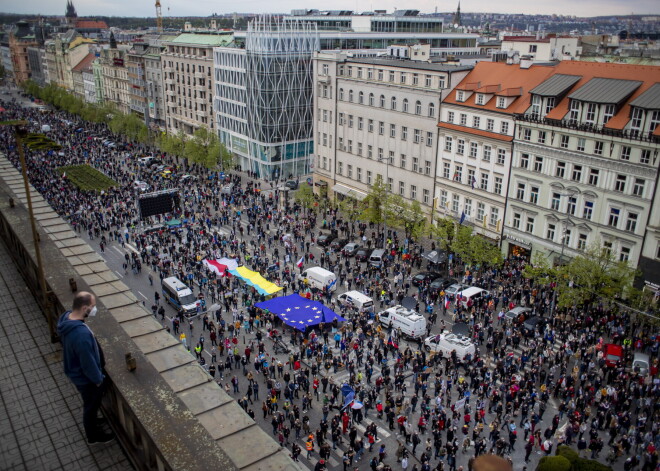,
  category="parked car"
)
[330,238,348,251]
[180,174,198,182]
[317,233,337,247]
[504,307,532,324]
[342,242,361,257]
[430,277,457,292]
[132,180,149,192]
[355,248,370,262]
[444,283,468,296]
[412,271,442,287]
[285,180,299,190]
[522,316,547,334]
